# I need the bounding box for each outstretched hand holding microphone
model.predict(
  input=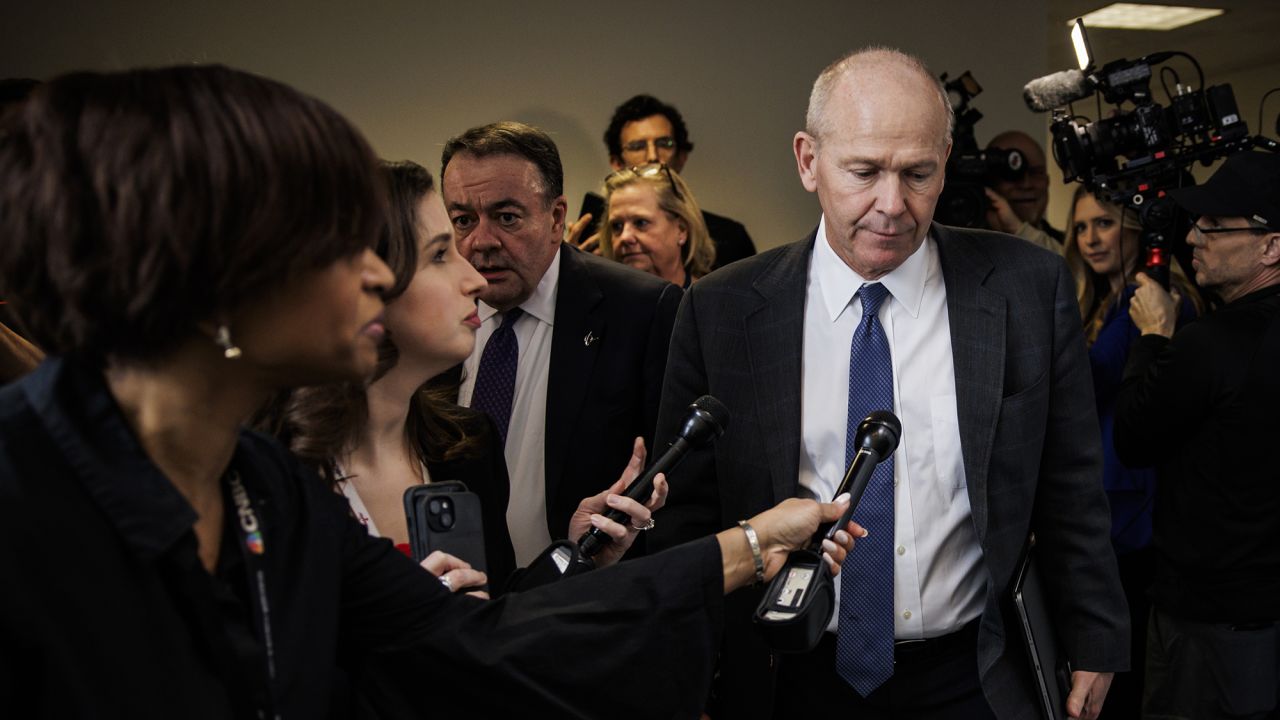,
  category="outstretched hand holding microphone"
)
[754,411,901,651]
[511,396,868,593]
[577,395,730,558]
[582,395,870,593]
